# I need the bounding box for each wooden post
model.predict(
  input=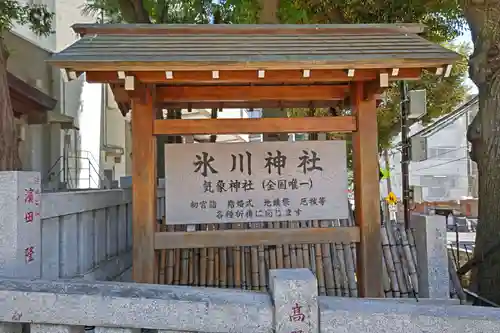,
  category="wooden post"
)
[351,81,384,297]
[131,86,157,284]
